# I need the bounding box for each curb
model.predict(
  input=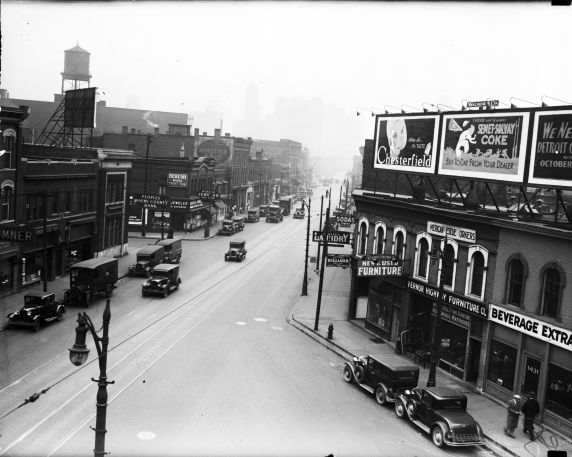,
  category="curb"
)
[288,314,518,457]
